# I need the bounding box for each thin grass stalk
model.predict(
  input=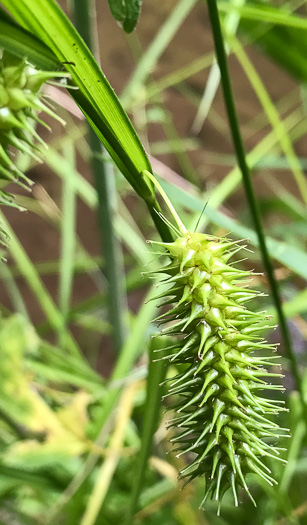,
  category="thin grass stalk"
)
[192,0,244,135]
[46,287,159,521]
[196,108,304,234]
[80,382,139,525]
[0,212,81,356]
[59,142,76,345]
[92,147,130,353]
[206,0,305,409]
[228,33,307,207]
[125,339,166,525]
[73,0,129,353]
[0,263,29,319]
[192,0,304,138]
[73,0,173,360]
[162,116,200,187]
[91,286,159,438]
